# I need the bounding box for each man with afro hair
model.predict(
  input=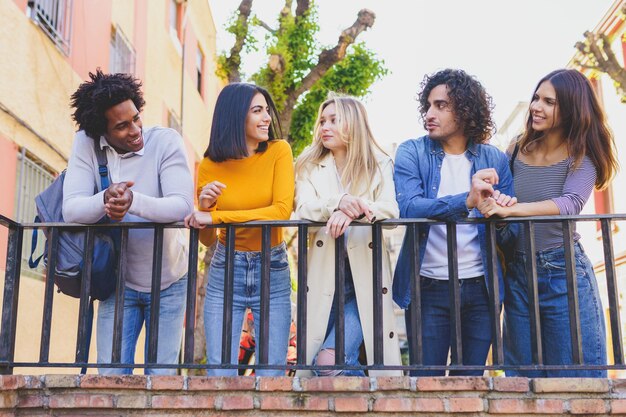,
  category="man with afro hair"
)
[63,69,193,375]
[392,68,514,376]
